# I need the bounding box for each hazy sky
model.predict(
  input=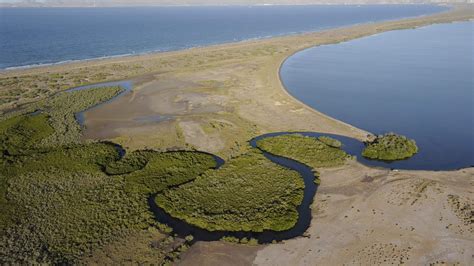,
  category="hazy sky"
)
[0,0,466,5]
